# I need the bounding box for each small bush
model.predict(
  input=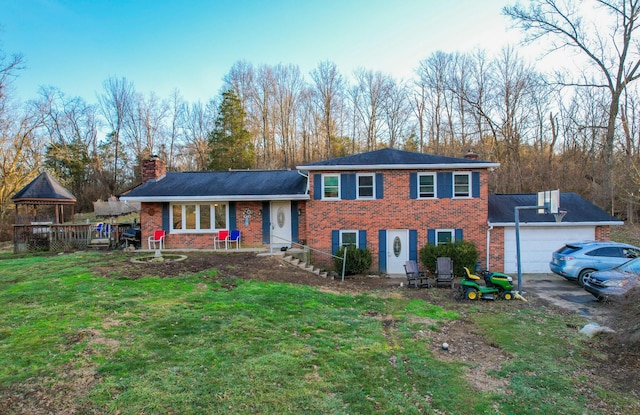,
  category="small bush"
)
[334,246,372,275]
[419,240,479,276]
